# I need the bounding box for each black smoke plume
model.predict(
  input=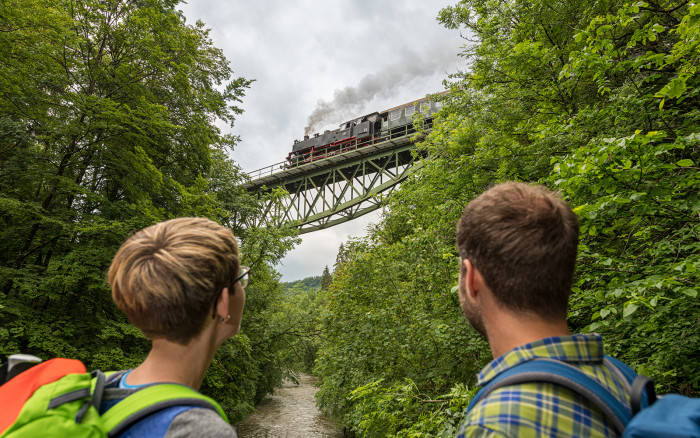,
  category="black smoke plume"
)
[304,44,454,136]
